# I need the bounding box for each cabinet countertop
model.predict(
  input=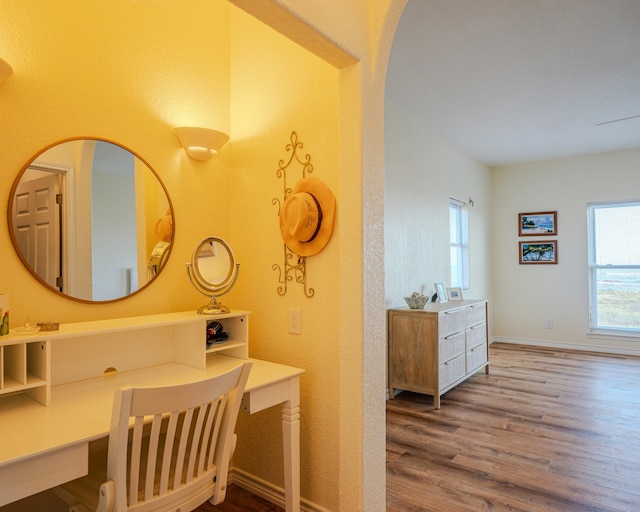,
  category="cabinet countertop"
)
[389,299,486,313]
